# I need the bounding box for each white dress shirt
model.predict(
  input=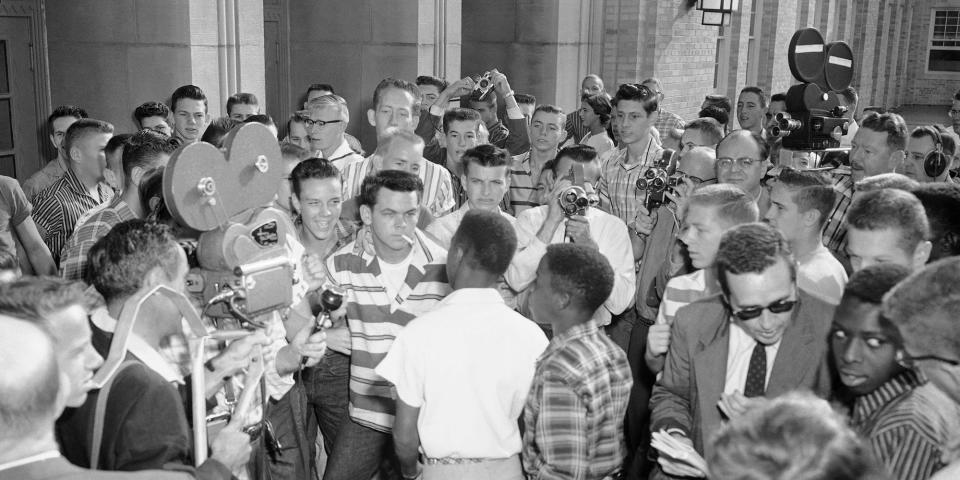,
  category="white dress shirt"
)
[723,322,781,395]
